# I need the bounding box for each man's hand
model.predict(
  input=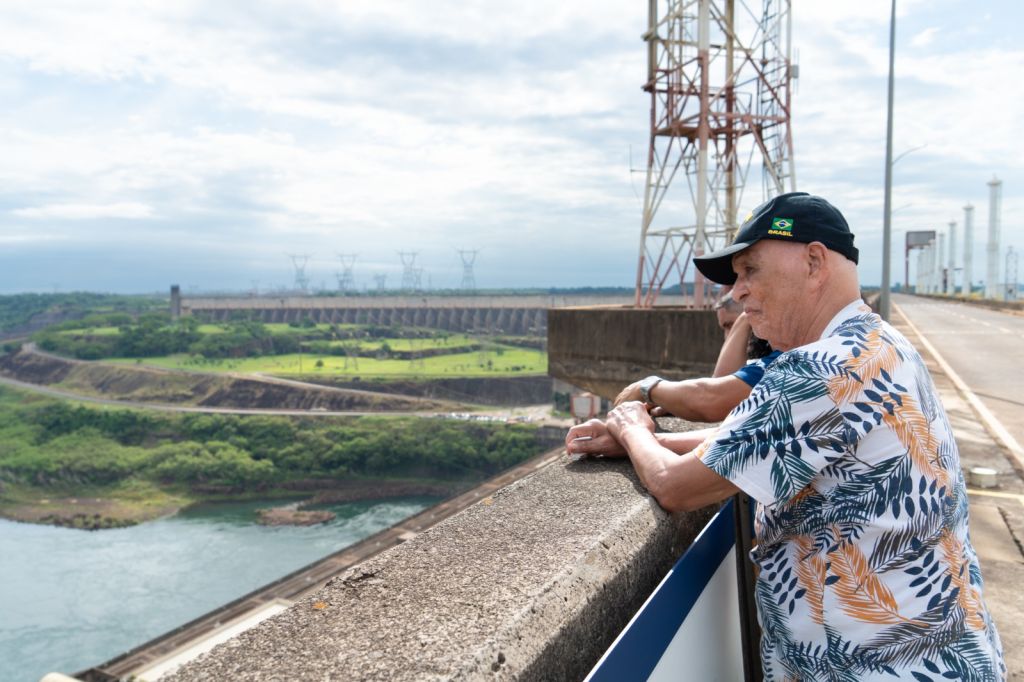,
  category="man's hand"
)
[606,401,657,444]
[614,380,644,407]
[565,419,627,458]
